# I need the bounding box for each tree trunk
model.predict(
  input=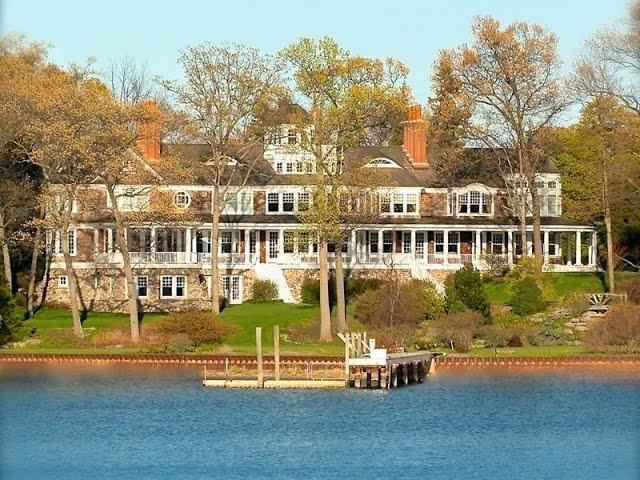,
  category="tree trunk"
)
[334,239,347,332]
[318,238,332,342]
[530,187,543,271]
[210,185,221,315]
[27,205,46,318]
[603,164,615,292]
[106,186,140,342]
[59,203,82,337]
[0,213,12,292]
[518,197,528,260]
